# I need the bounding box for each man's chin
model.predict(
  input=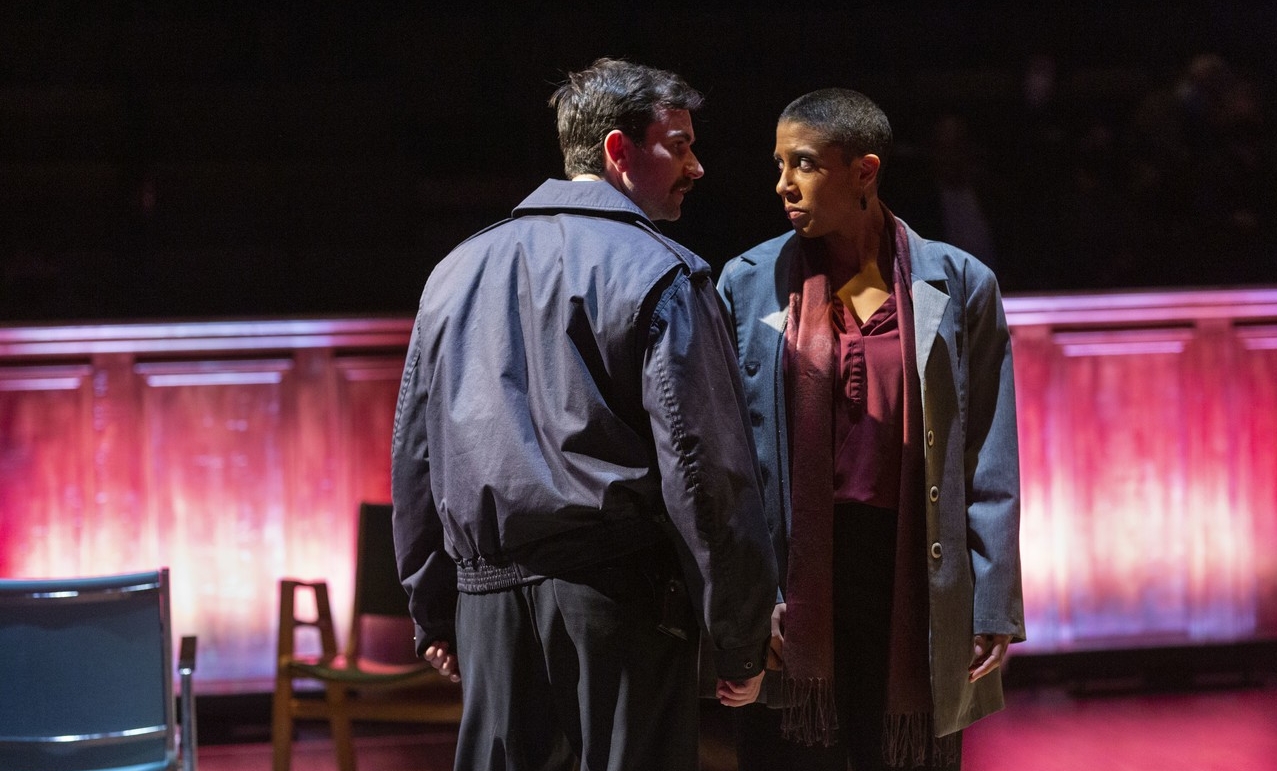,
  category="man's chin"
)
[651,203,682,222]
